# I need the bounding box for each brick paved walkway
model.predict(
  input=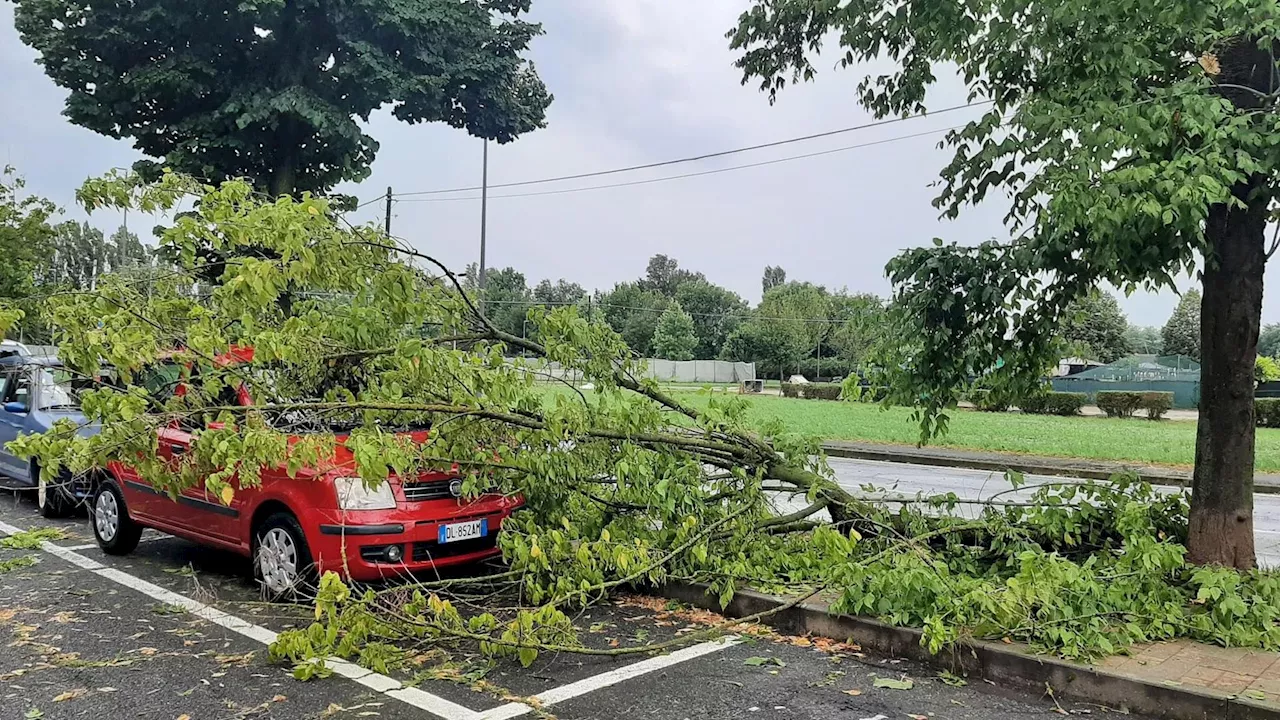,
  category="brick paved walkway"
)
[1096,640,1280,703]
